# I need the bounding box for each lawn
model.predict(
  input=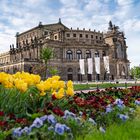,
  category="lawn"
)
[74,82,140,91]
